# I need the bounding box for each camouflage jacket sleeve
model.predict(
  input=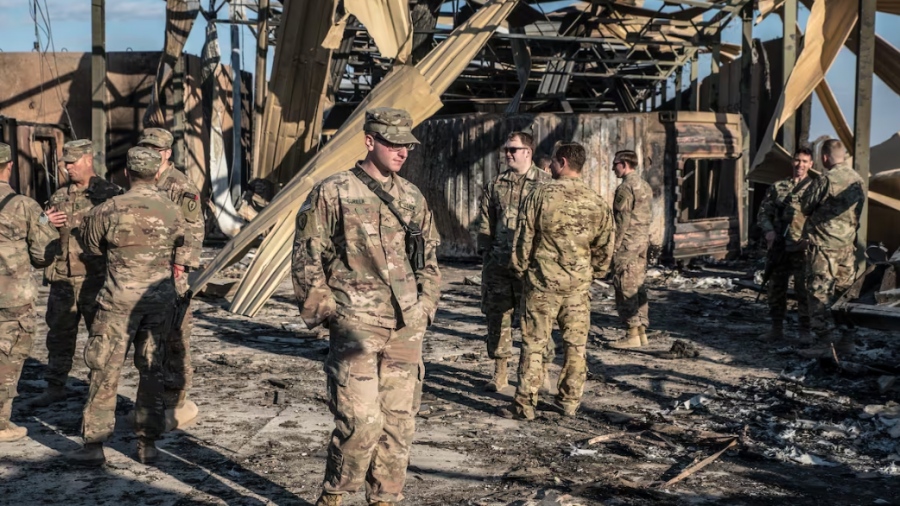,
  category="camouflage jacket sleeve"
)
[800,175,829,217]
[416,200,442,321]
[172,207,189,267]
[471,181,494,254]
[167,179,205,268]
[591,200,615,277]
[511,187,539,277]
[82,200,114,257]
[24,198,59,268]
[756,184,780,234]
[613,183,634,254]
[291,185,337,329]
